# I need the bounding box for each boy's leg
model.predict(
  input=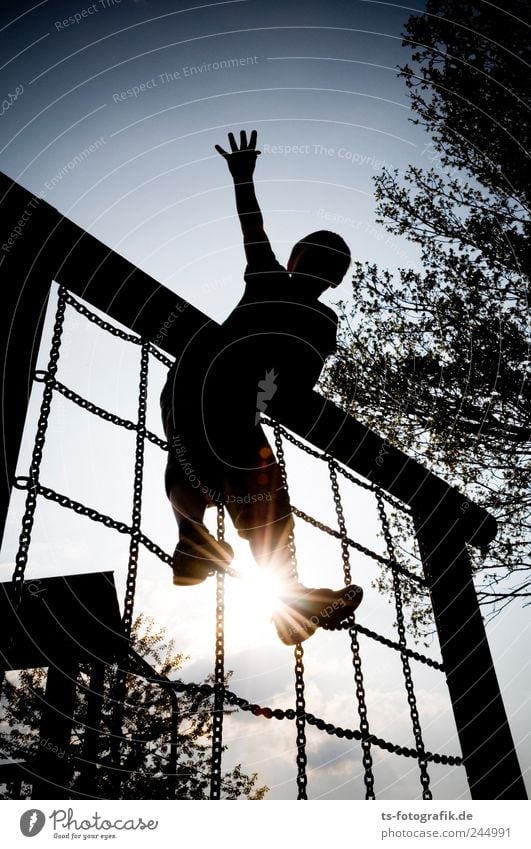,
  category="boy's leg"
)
[167,479,234,586]
[222,433,364,645]
[164,380,363,639]
[223,445,296,582]
[164,412,234,585]
[168,479,208,538]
